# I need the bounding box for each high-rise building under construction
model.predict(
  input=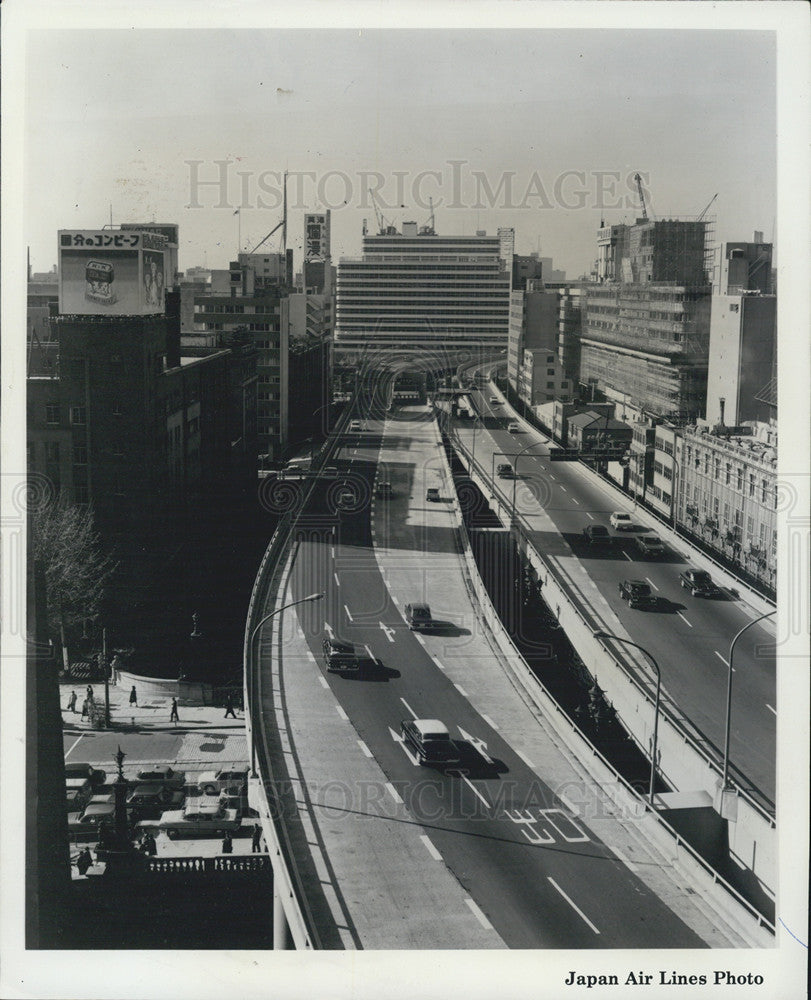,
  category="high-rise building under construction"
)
[582,218,713,420]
